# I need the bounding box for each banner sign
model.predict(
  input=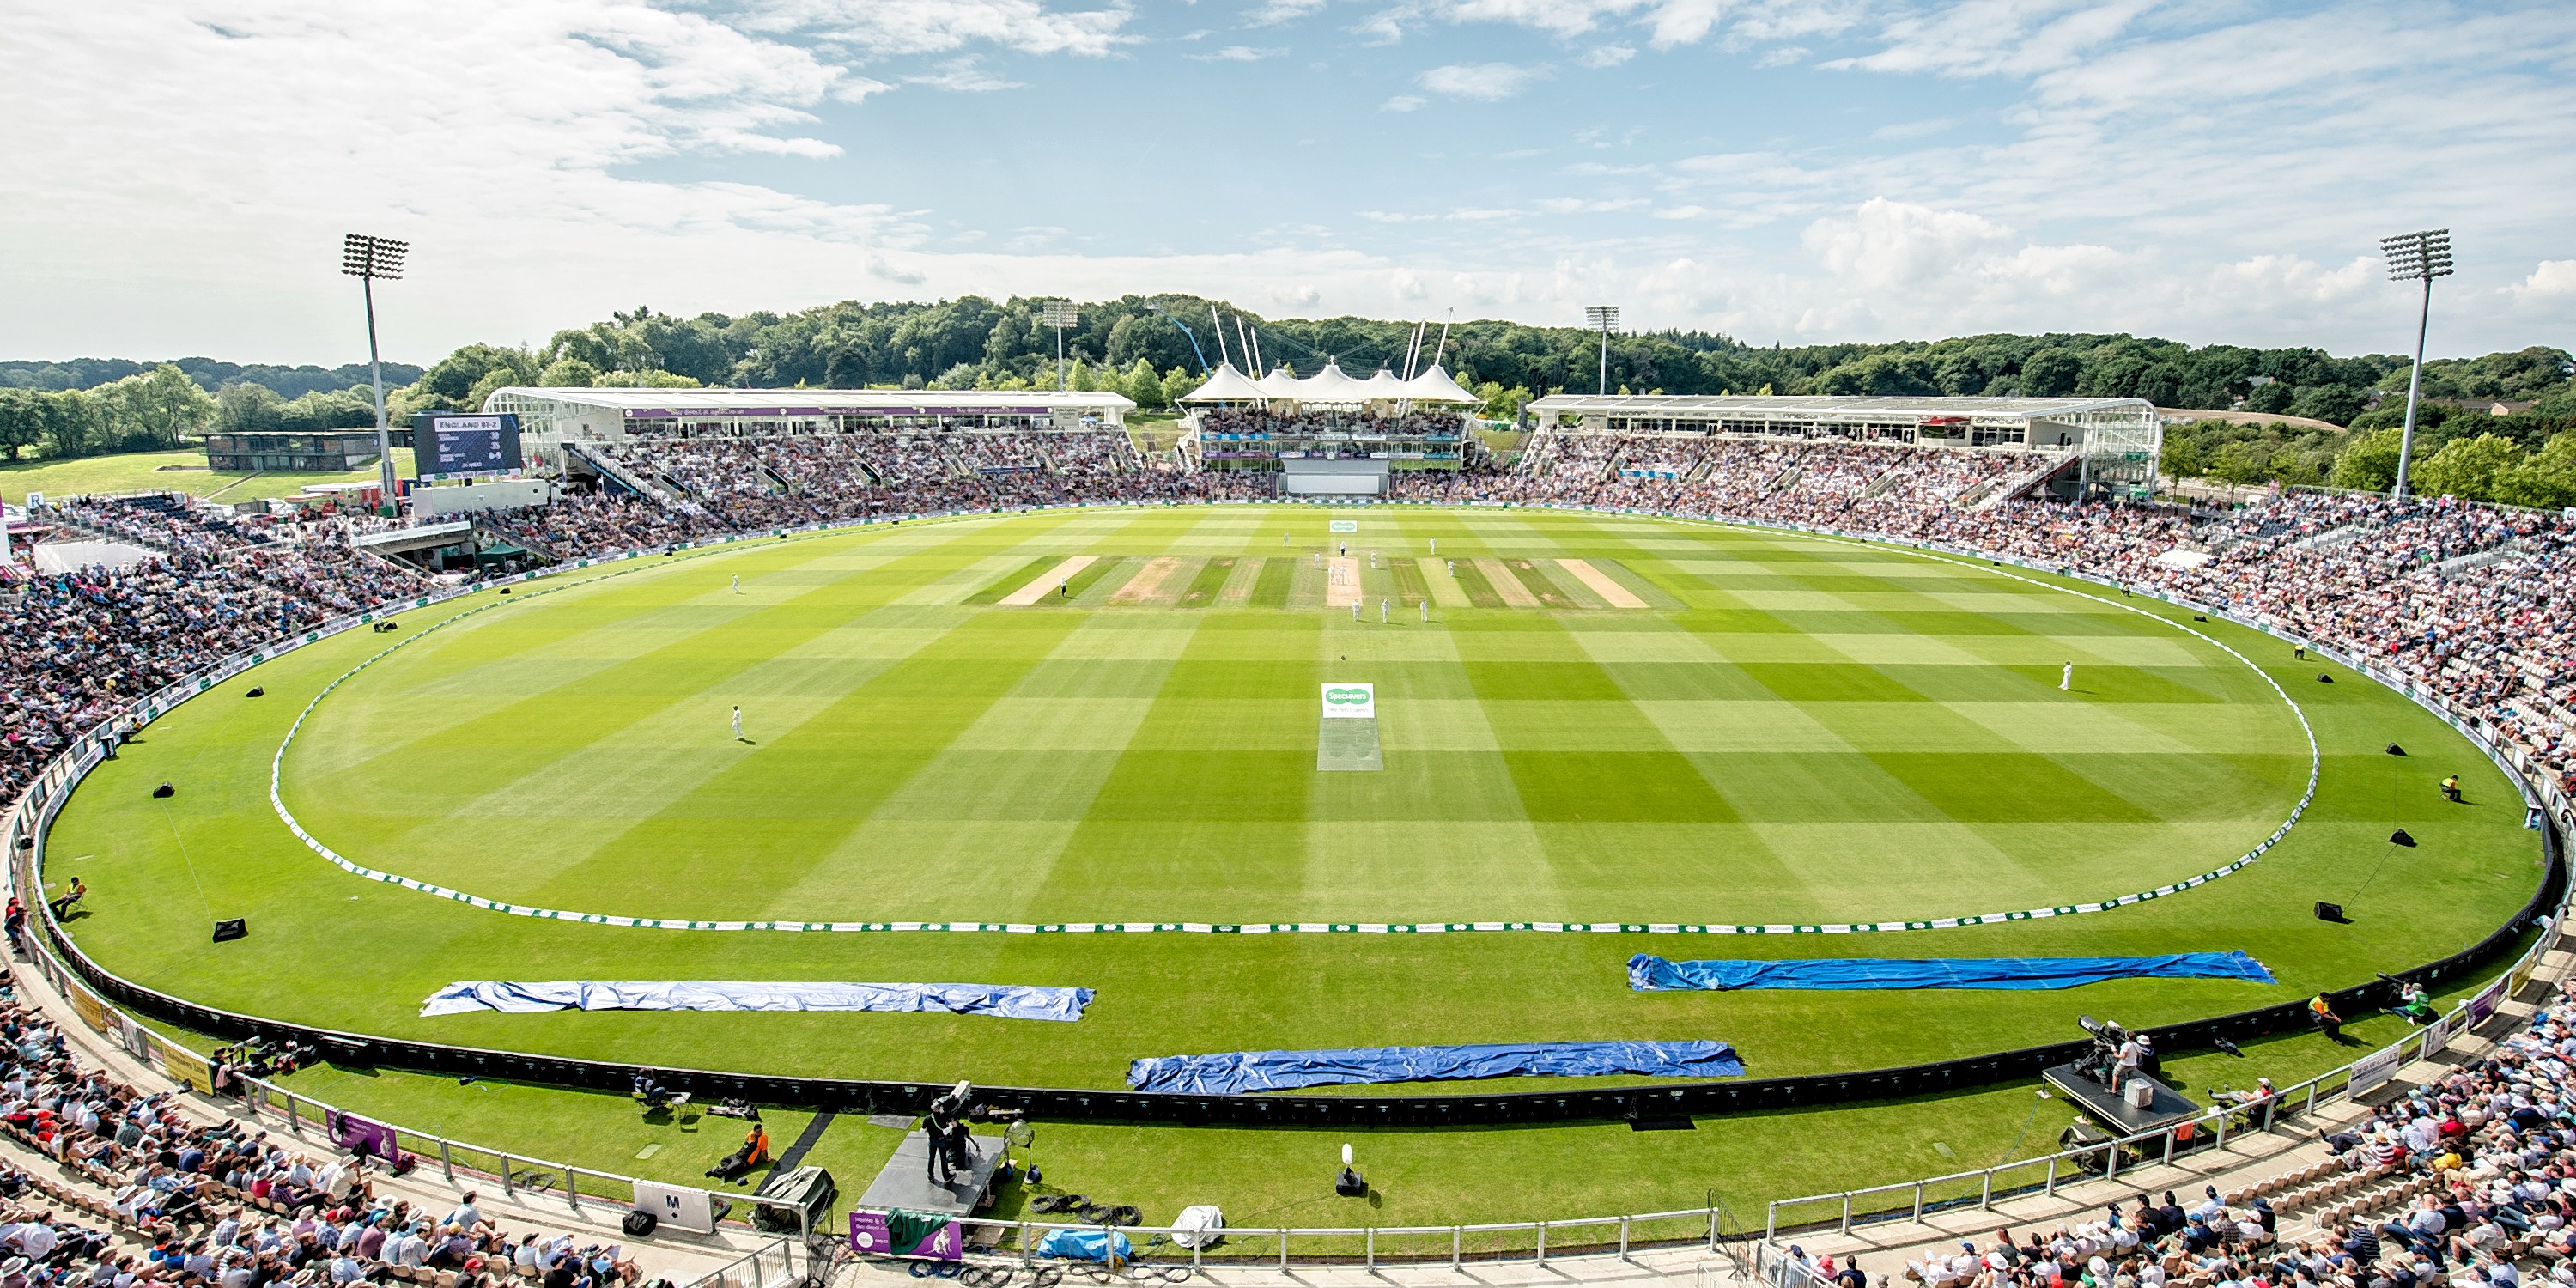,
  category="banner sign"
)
[2422,1015,2451,1057]
[850,1211,962,1260]
[634,1181,727,1235]
[327,1109,398,1162]
[1321,683,1376,720]
[2470,979,2506,1025]
[159,1040,215,1095]
[65,981,106,1032]
[2348,1045,2403,1096]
